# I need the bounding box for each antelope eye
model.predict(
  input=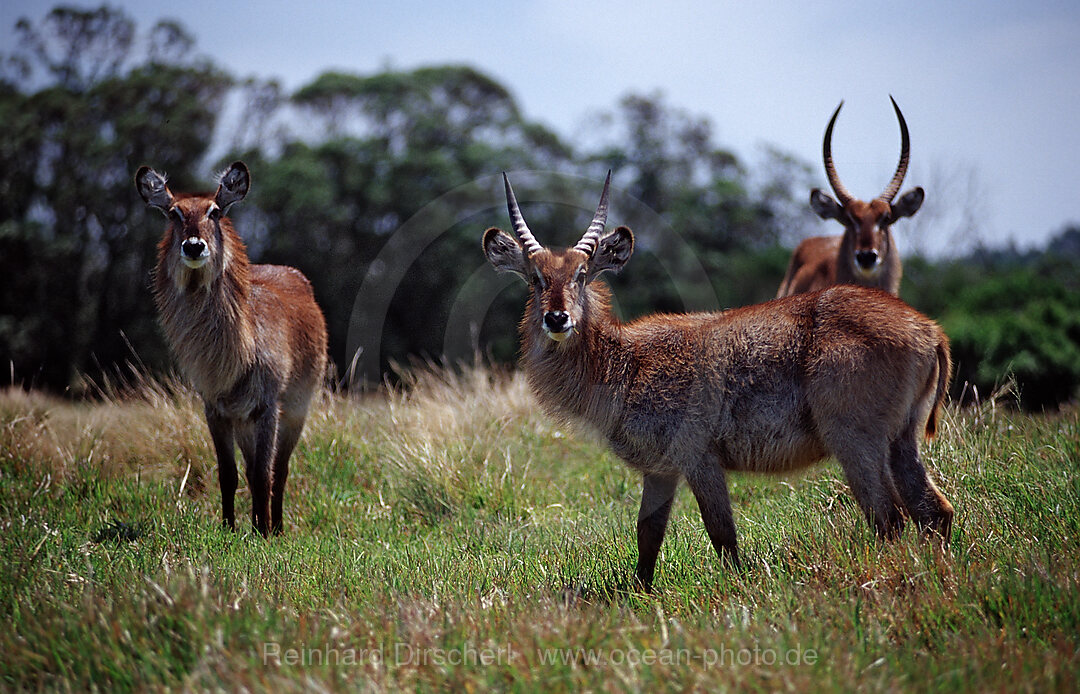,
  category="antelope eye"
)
[206,204,220,221]
[169,207,184,223]
[575,267,587,283]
